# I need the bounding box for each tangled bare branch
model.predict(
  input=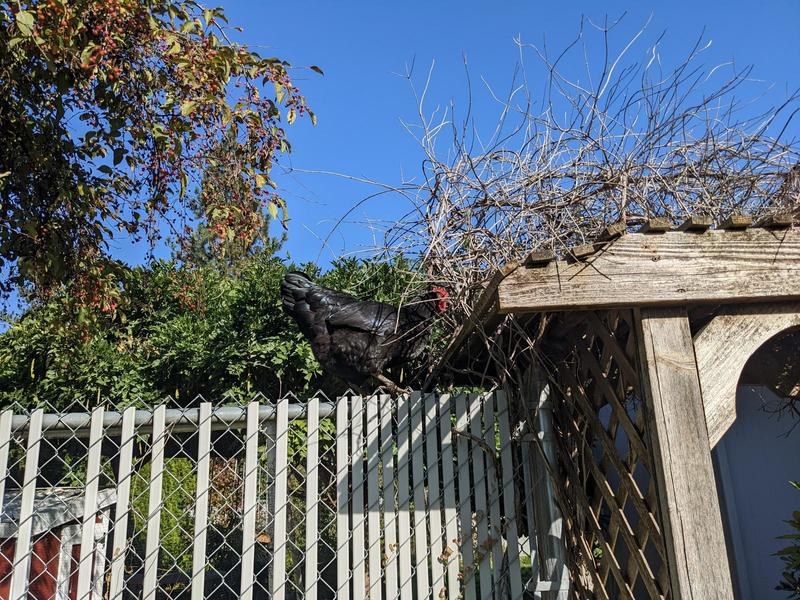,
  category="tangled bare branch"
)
[371,17,800,381]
